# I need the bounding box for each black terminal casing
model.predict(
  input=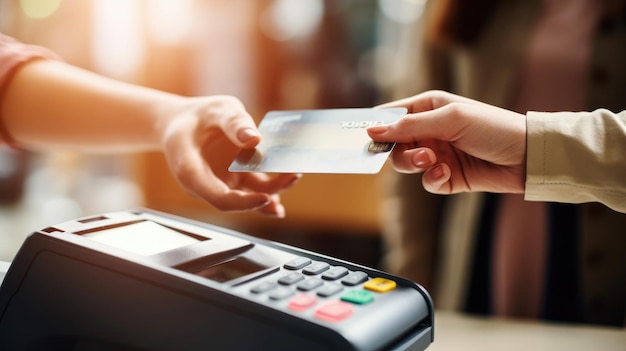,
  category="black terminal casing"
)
[0,209,434,350]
